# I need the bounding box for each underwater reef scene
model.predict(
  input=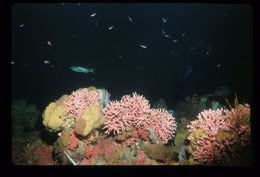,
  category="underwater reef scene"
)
[11,3,253,166]
[12,86,252,166]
